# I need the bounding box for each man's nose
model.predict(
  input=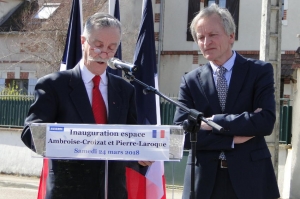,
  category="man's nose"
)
[99,52,109,59]
[203,37,211,45]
